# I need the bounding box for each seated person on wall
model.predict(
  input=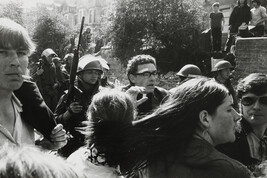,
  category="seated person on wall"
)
[225,0,251,53]
[0,18,66,150]
[121,54,169,118]
[250,0,267,37]
[217,73,267,173]
[54,55,104,157]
